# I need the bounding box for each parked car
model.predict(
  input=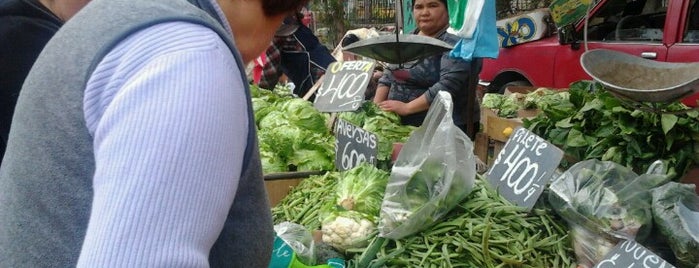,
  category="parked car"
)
[479,0,699,106]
